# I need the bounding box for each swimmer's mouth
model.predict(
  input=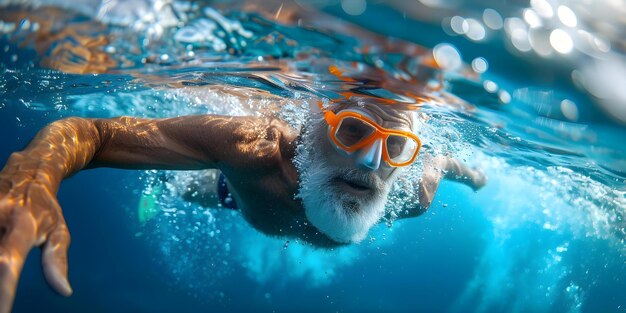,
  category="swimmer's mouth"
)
[331,177,373,193]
